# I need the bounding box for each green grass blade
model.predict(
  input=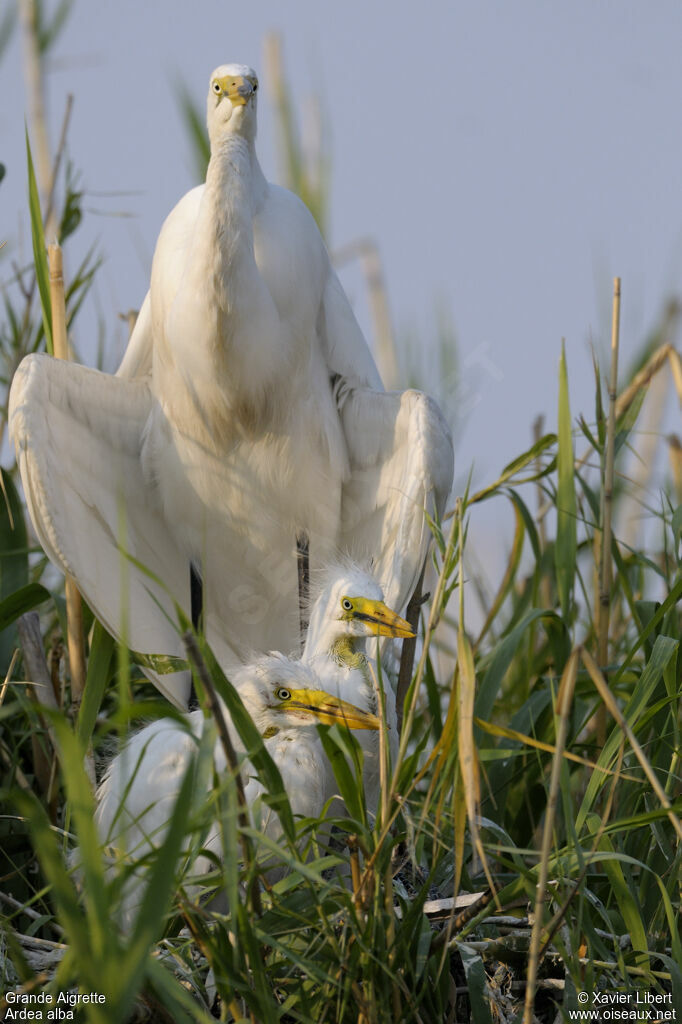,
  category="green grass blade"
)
[13,789,91,961]
[186,623,296,841]
[0,581,51,630]
[318,724,366,826]
[0,469,31,668]
[76,620,115,749]
[555,340,577,619]
[577,634,678,829]
[25,126,53,354]
[456,943,494,1023]
[49,714,111,957]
